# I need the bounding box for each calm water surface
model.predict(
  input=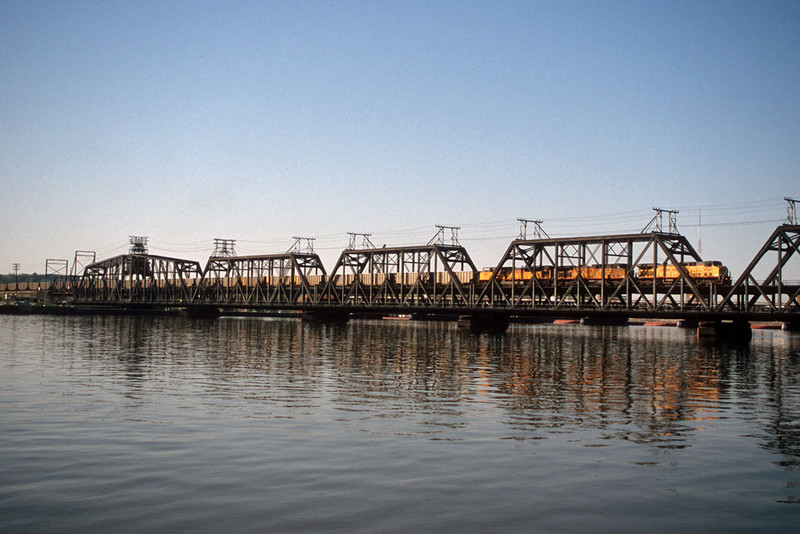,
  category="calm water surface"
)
[1,315,799,532]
